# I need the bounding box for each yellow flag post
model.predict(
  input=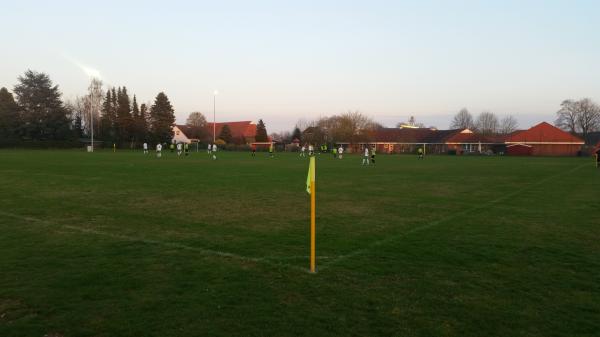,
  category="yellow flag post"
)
[306,156,316,273]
